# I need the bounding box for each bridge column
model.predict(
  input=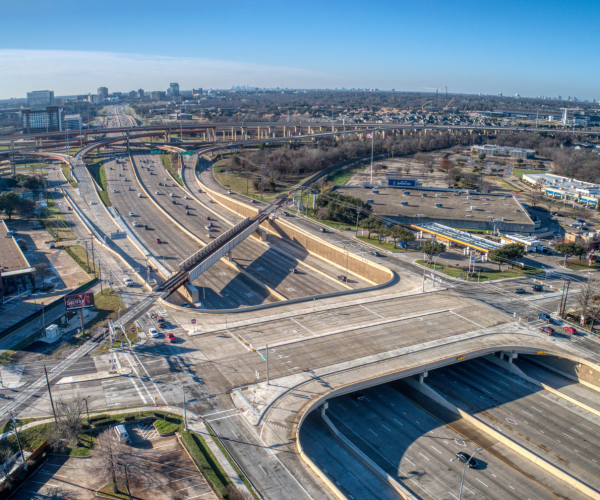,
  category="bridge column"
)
[231,127,234,140]
[283,126,286,137]
[244,128,248,140]
[418,371,429,384]
[320,401,328,417]
[227,251,232,261]
[268,127,272,138]
[257,127,261,140]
